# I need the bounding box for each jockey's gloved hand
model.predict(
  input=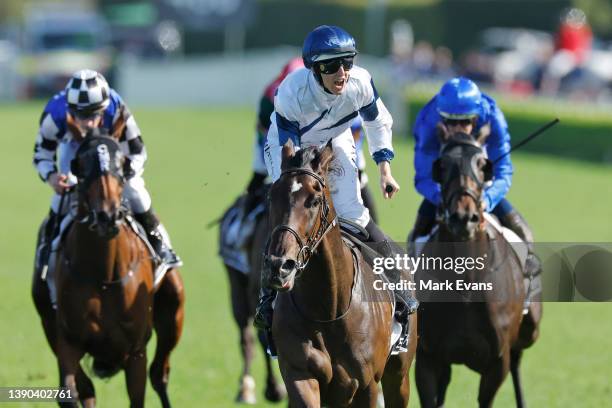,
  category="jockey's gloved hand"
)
[47,173,70,194]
